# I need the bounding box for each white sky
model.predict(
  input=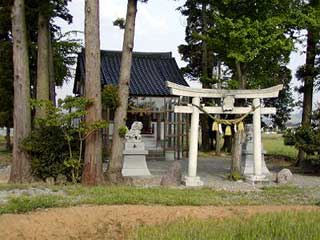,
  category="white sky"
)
[55,0,319,112]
